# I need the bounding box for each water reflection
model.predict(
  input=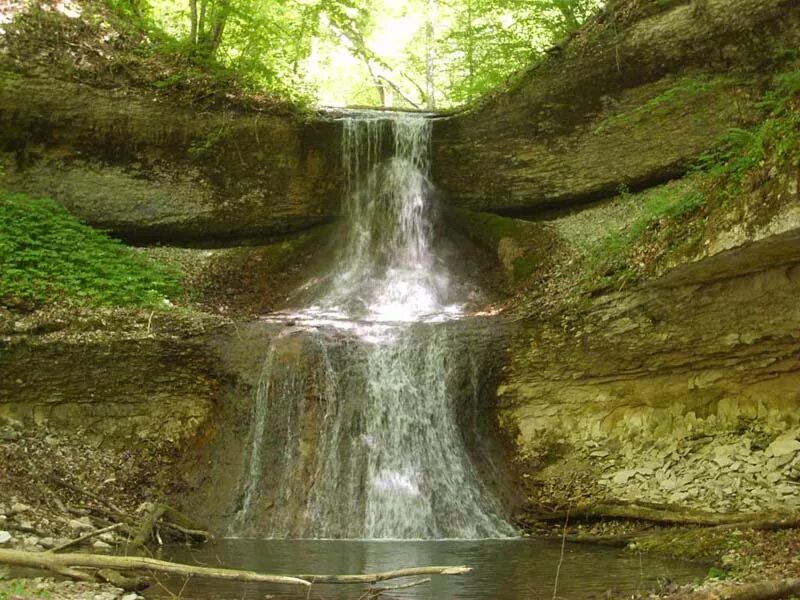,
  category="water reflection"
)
[152,538,706,600]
